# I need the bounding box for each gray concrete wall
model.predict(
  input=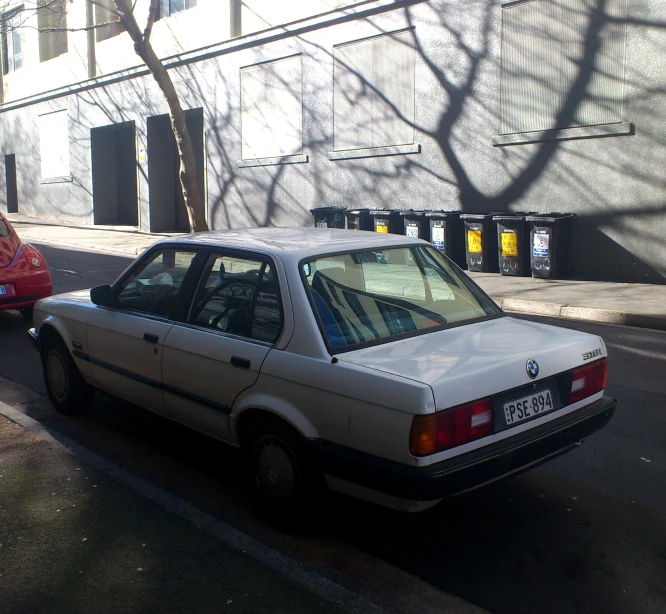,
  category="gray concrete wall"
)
[0,0,665,283]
